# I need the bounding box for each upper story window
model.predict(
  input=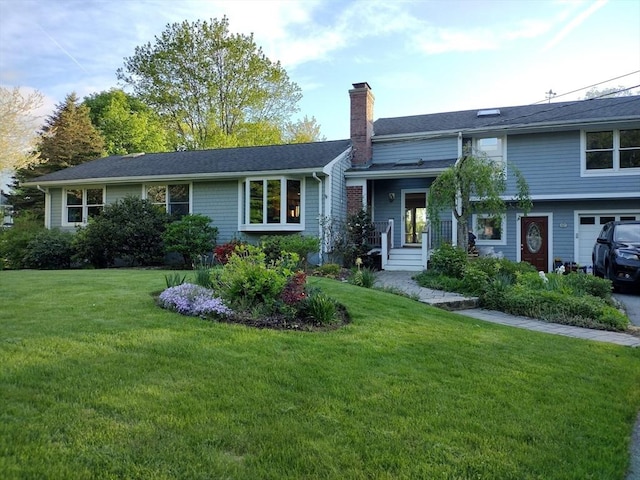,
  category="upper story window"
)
[583,129,640,175]
[476,137,505,171]
[241,177,303,231]
[145,184,190,218]
[64,188,104,225]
